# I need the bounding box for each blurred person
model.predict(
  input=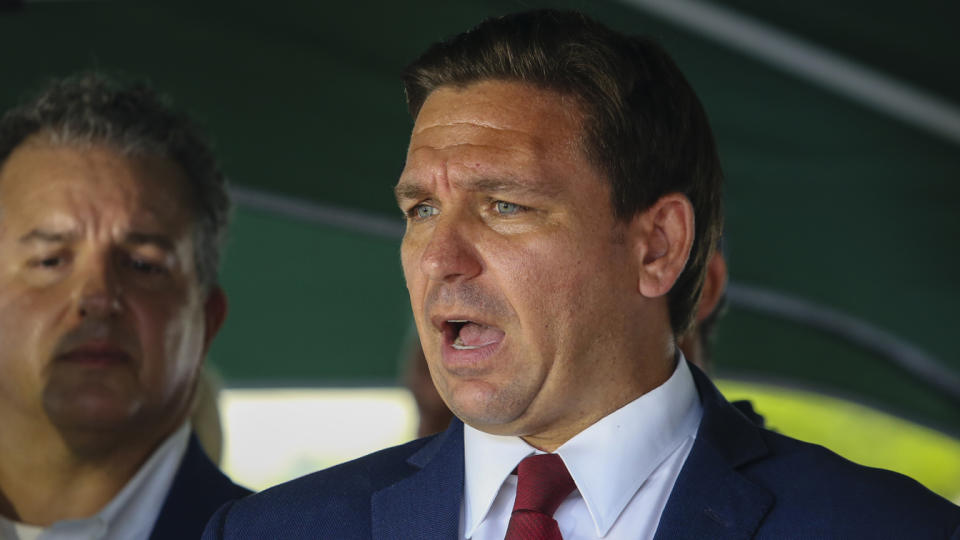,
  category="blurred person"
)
[205,10,959,538]
[191,366,226,465]
[677,249,727,371]
[403,334,455,438]
[0,73,250,539]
